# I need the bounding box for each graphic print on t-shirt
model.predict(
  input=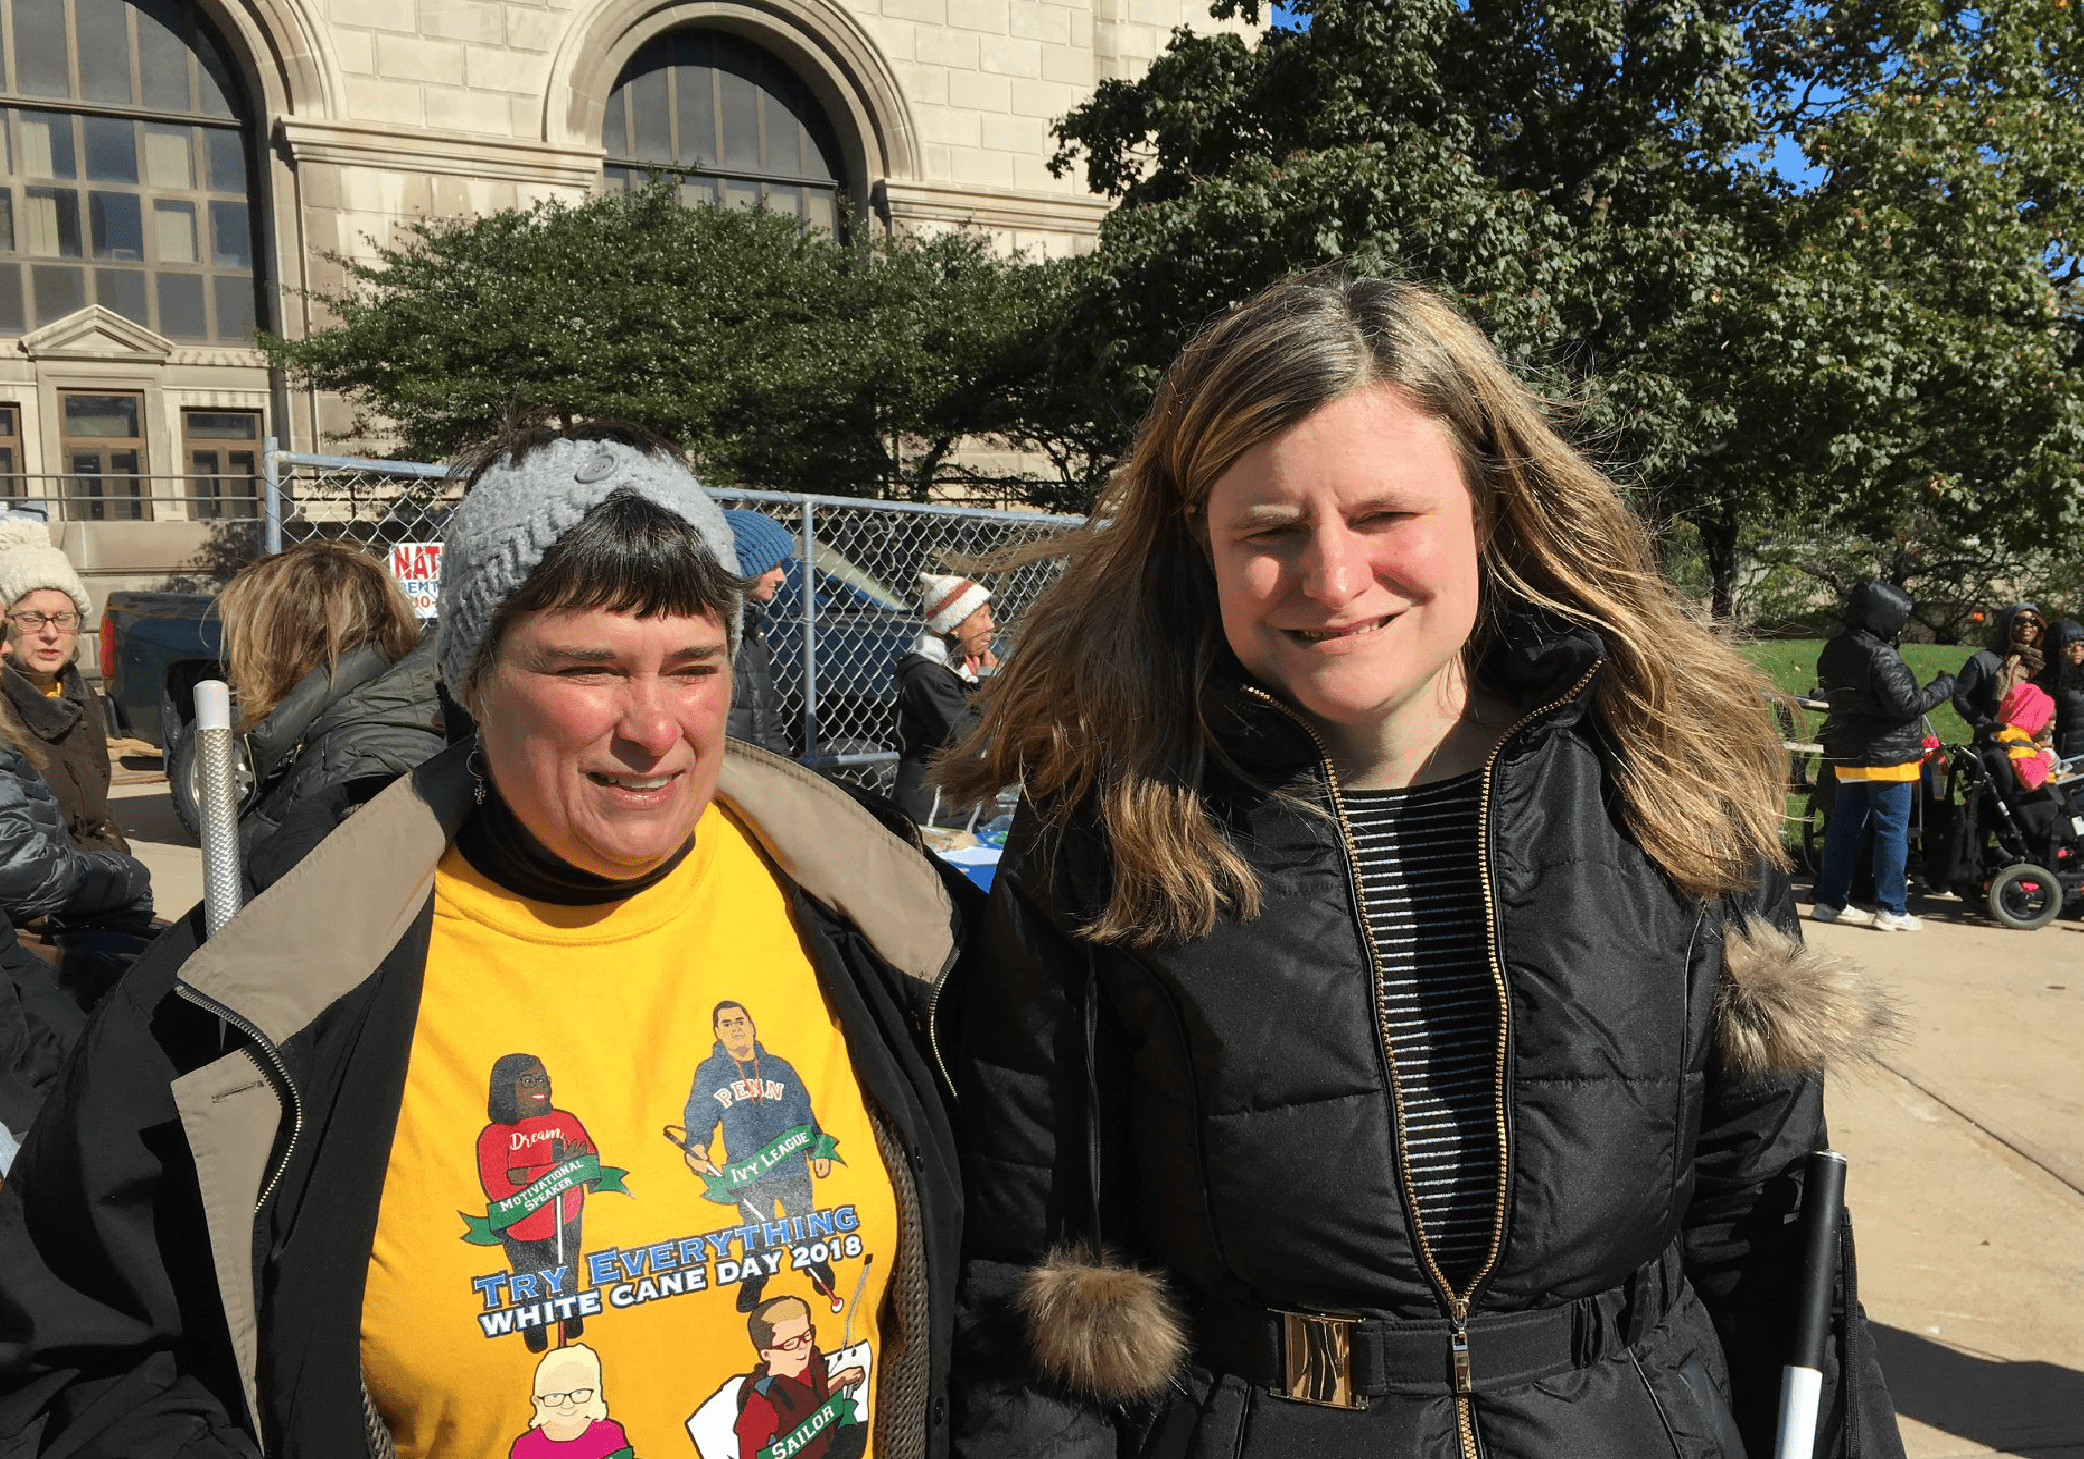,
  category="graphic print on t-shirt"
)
[361,807,898,1459]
